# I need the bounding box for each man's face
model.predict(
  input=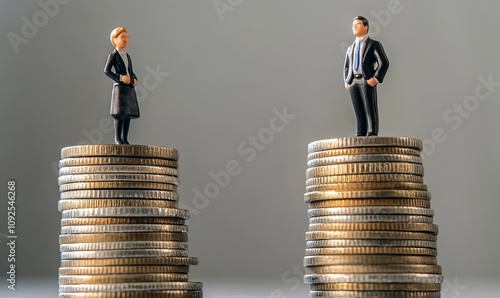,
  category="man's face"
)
[114,32,129,50]
[352,20,367,37]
